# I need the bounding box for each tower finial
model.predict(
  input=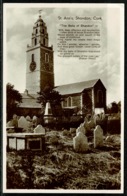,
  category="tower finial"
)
[39,9,43,15]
